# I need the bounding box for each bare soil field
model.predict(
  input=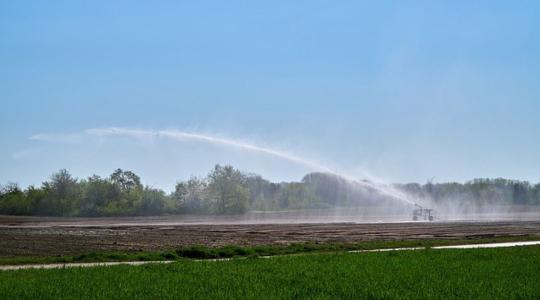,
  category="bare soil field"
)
[0,214,539,257]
